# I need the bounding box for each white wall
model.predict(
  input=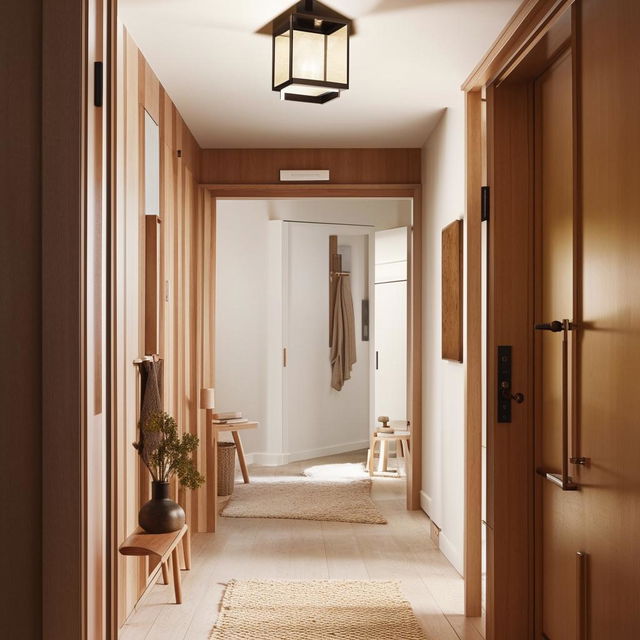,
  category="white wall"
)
[215,204,271,456]
[216,199,409,464]
[421,104,466,575]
